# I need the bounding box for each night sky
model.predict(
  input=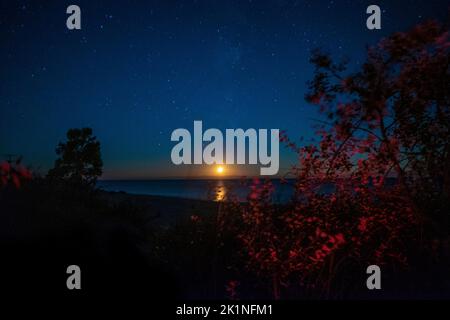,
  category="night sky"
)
[1,0,448,179]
